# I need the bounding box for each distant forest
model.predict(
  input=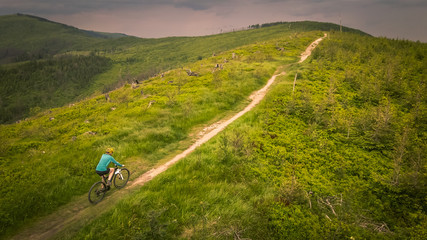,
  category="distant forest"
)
[0,55,112,123]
